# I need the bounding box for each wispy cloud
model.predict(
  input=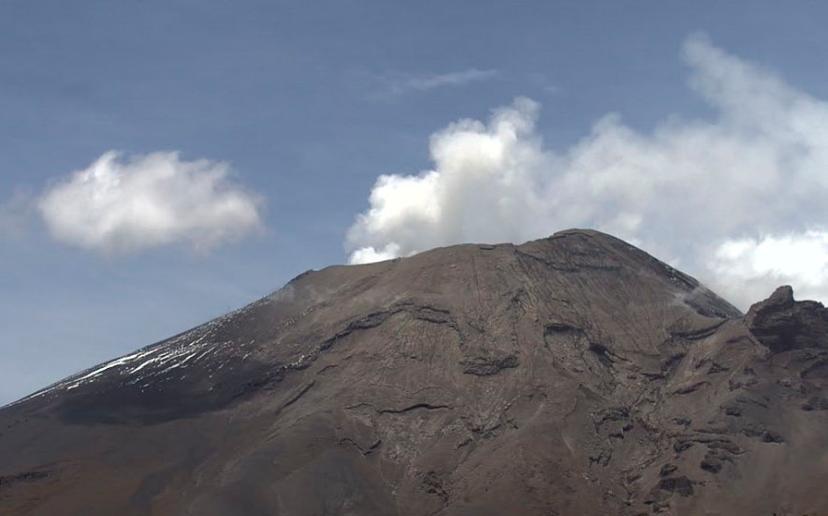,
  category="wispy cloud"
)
[377,68,499,96]
[347,34,828,309]
[39,151,264,255]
